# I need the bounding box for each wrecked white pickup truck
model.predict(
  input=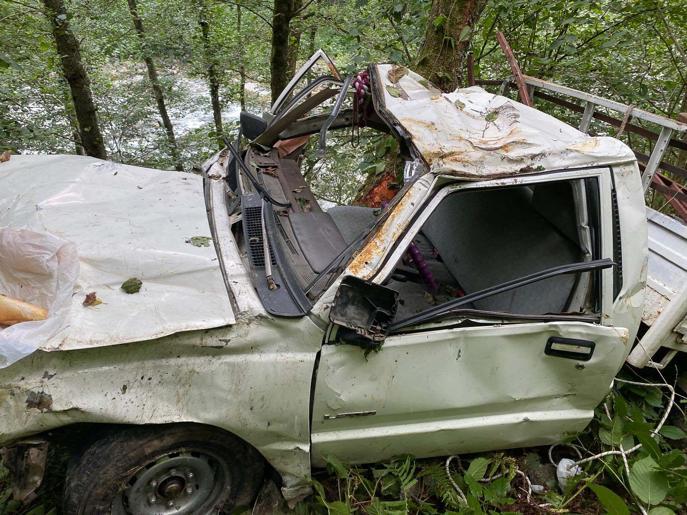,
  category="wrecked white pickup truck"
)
[2,50,686,514]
